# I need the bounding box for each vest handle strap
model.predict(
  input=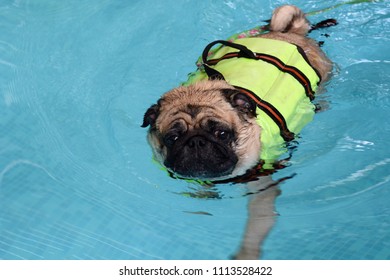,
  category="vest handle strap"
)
[202,40,257,80]
[202,40,256,63]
